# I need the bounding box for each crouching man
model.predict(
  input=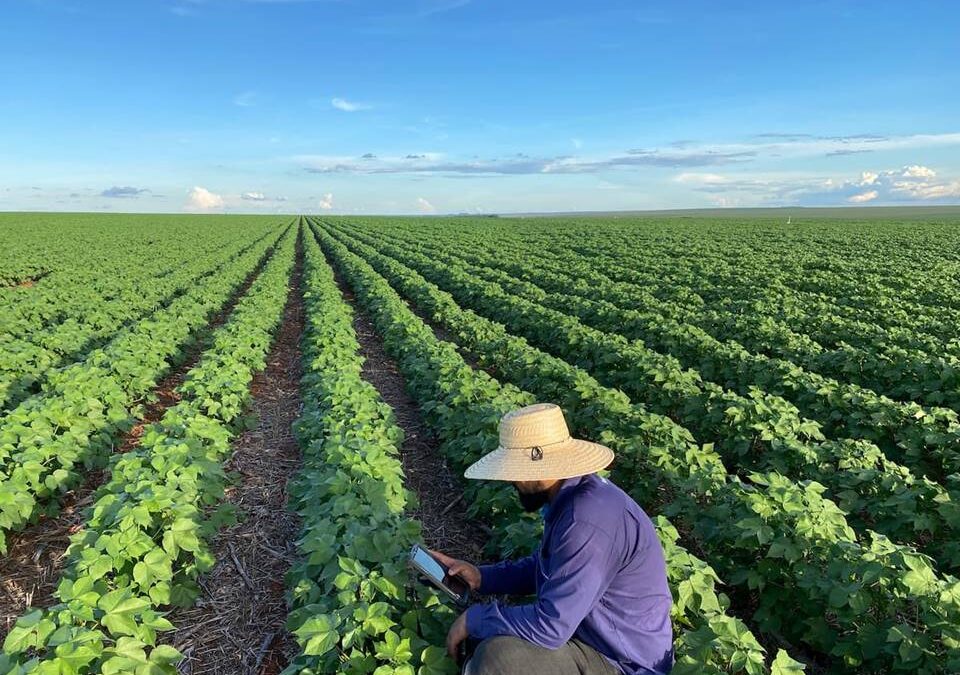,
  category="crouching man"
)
[434,403,674,675]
